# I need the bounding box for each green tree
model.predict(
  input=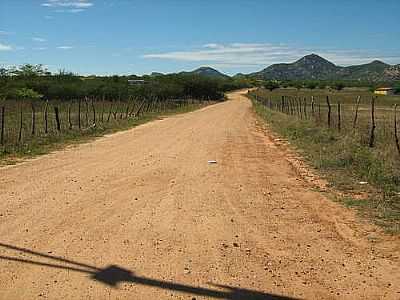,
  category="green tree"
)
[368,84,378,93]
[304,81,318,90]
[317,81,327,89]
[394,83,400,95]
[14,64,48,77]
[14,88,42,100]
[264,80,280,91]
[332,82,345,91]
[292,81,303,90]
